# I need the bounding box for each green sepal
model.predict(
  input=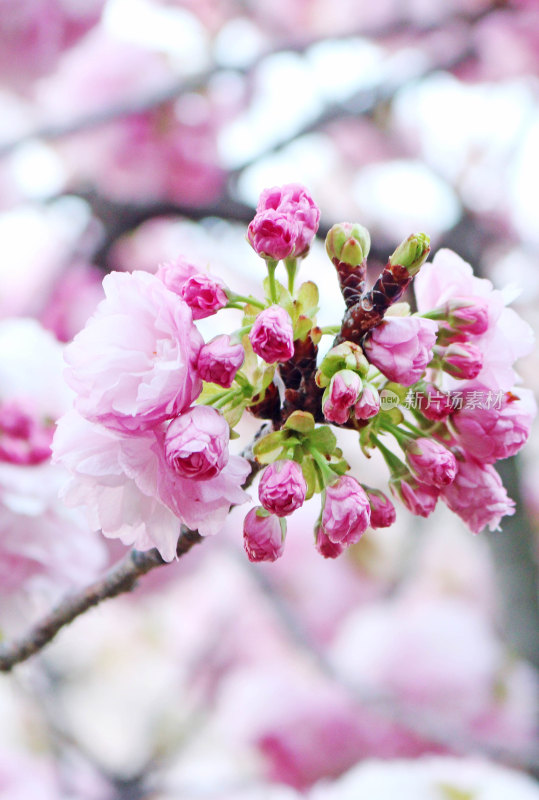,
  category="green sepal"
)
[305,425,337,455]
[284,411,315,434]
[294,315,313,341]
[380,407,404,426]
[253,430,300,464]
[296,281,319,318]
[301,457,318,500]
